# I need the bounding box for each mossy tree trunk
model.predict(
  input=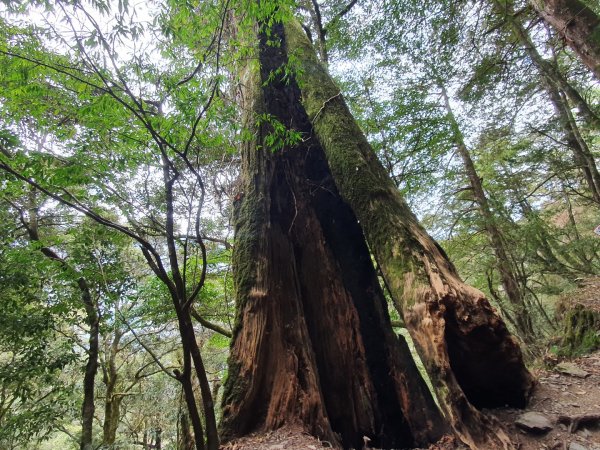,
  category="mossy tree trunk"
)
[532,0,600,79]
[559,304,600,355]
[283,18,534,449]
[220,22,447,450]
